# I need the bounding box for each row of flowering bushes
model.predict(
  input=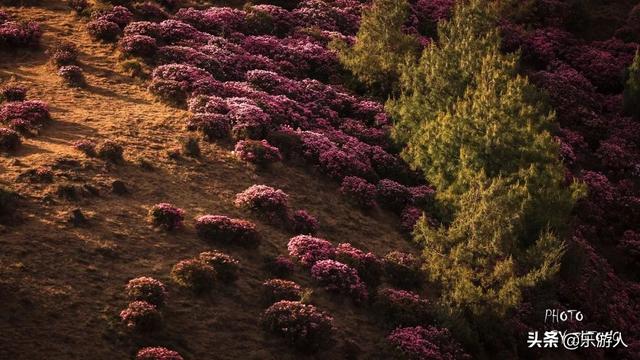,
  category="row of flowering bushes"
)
[0,11,41,49]
[0,86,51,153]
